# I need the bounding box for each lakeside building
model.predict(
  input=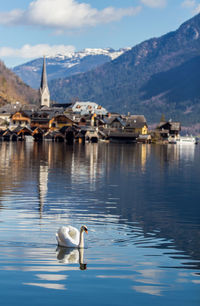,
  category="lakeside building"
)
[72,101,108,116]
[99,114,149,143]
[0,106,150,143]
[151,120,181,143]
